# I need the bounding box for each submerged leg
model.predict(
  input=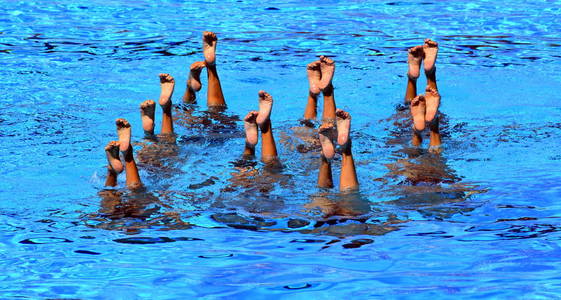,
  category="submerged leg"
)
[405,45,423,103]
[116,118,142,189]
[159,73,175,135]
[203,31,226,109]
[183,61,205,103]
[336,109,358,192]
